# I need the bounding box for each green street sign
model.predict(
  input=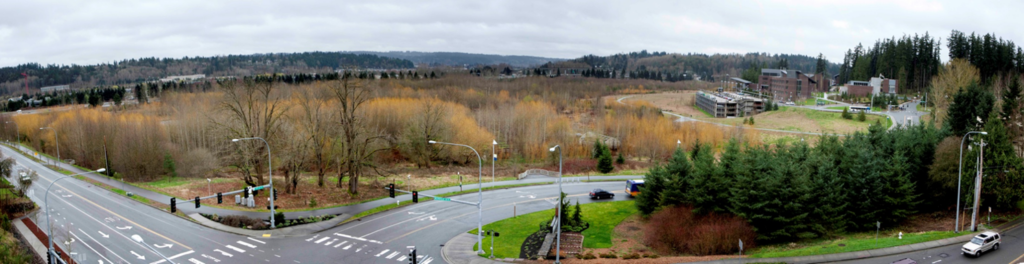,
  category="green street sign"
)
[253,186,266,191]
[434,197,451,201]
